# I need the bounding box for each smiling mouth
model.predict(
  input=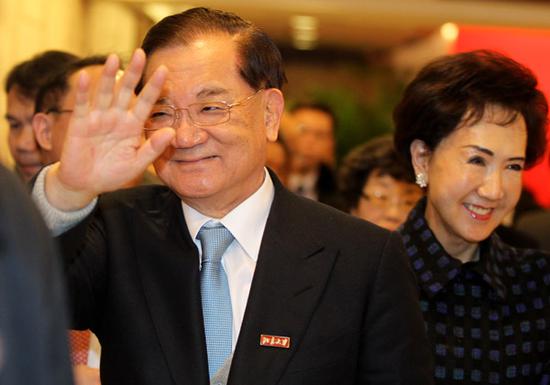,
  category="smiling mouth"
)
[464,203,493,220]
[172,155,217,163]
